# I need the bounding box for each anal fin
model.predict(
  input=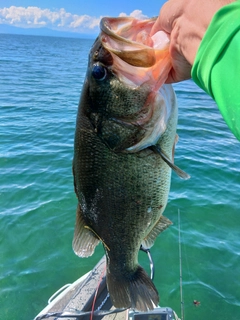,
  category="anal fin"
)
[72,204,100,257]
[142,215,173,249]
